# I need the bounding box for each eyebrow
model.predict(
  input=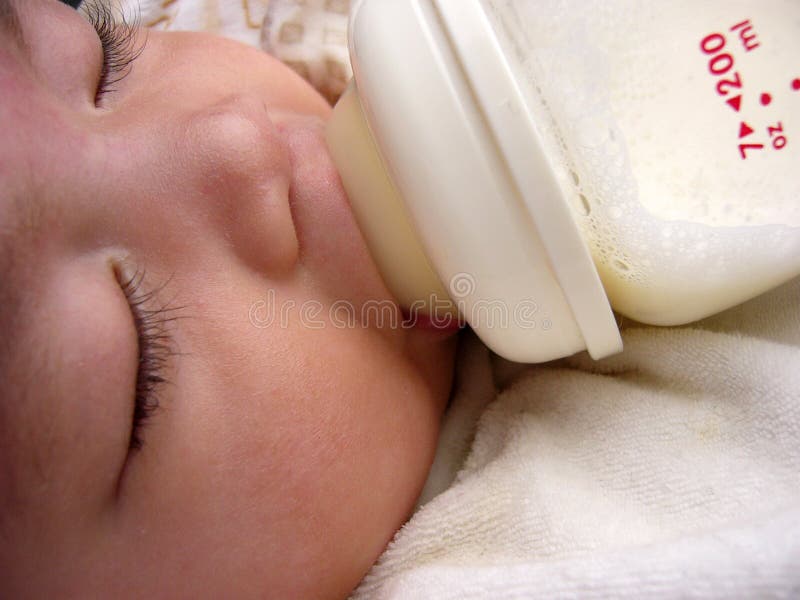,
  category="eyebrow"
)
[0,0,23,45]
[1,0,87,49]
